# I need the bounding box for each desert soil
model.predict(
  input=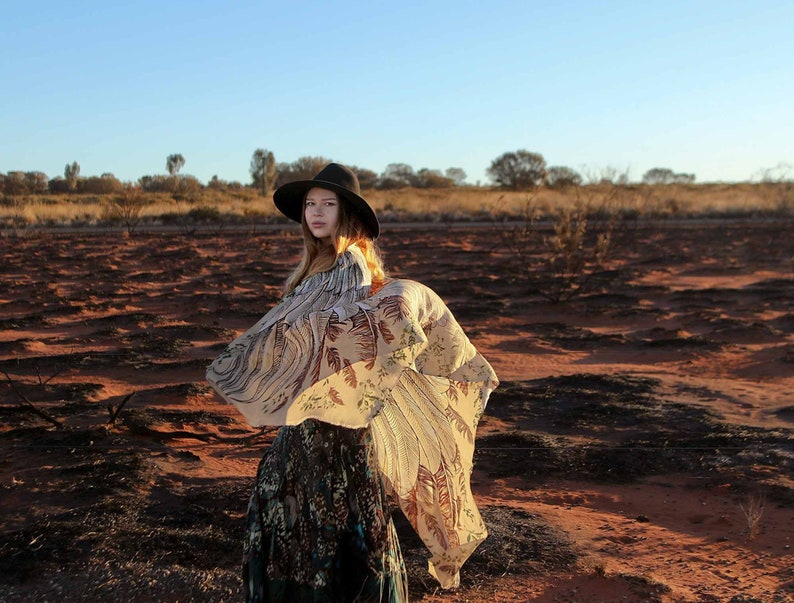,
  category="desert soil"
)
[1,220,793,602]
